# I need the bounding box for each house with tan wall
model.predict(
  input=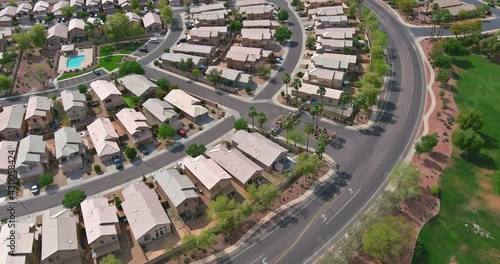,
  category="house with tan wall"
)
[194,12,226,27]
[241,5,274,20]
[90,80,125,110]
[242,19,280,29]
[188,26,228,46]
[292,83,343,106]
[47,24,69,46]
[61,90,88,123]
[54,127,85,173]
[70,0,85,13]
[15,135,50,183]
[116,108,153,145]
[0,104,27,140]
[316,38,353,54]
[182,155,234,199]
[226,46,266,72]
[68,18,86,41]
[33,1,50,19]
[308,5,344,17]
[118,74,157,101]
[143,12,163,33]
[303,67,345,89]
[25,96,54,134]
[172,43,217,59]
[0,6,17,26]
[87,118,121,163]
[241,28,275,49]
[314,15,349,29]
[141,98,180,129]
[0,222,40,264]
[164,90,209,123]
